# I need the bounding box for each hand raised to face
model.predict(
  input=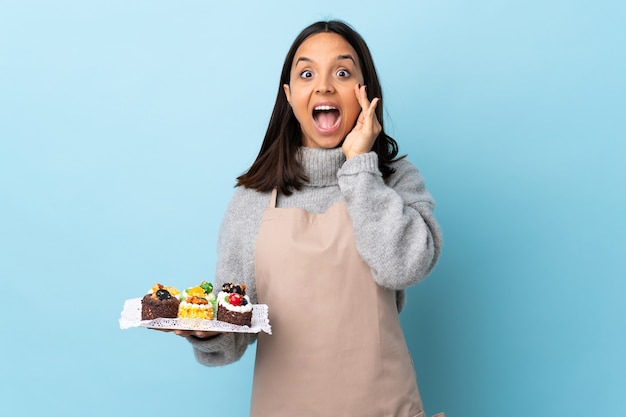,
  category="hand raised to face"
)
[341,83,381,159]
